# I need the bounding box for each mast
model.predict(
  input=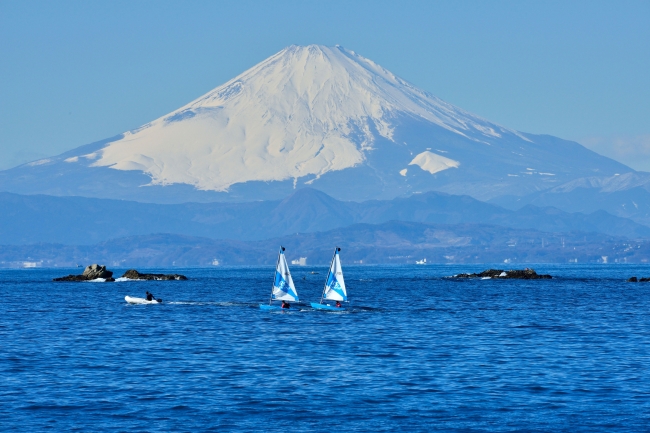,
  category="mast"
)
[320,247,339,304]
[269,246,284,305]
